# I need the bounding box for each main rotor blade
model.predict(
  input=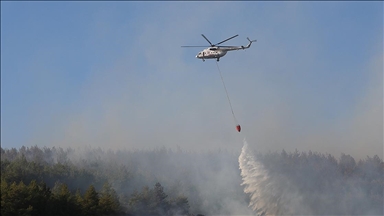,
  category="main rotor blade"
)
[181,46,208,47]
[215,34,239,46]
[201,34,213,46]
